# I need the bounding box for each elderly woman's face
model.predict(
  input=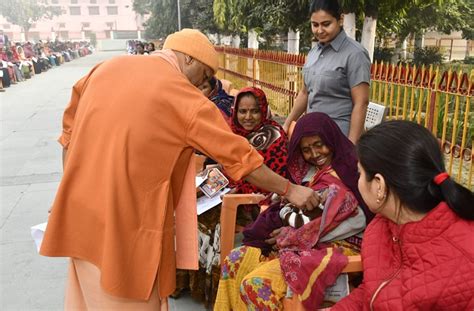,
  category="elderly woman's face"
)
[237,94,262,131]
[300,135,333,169]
